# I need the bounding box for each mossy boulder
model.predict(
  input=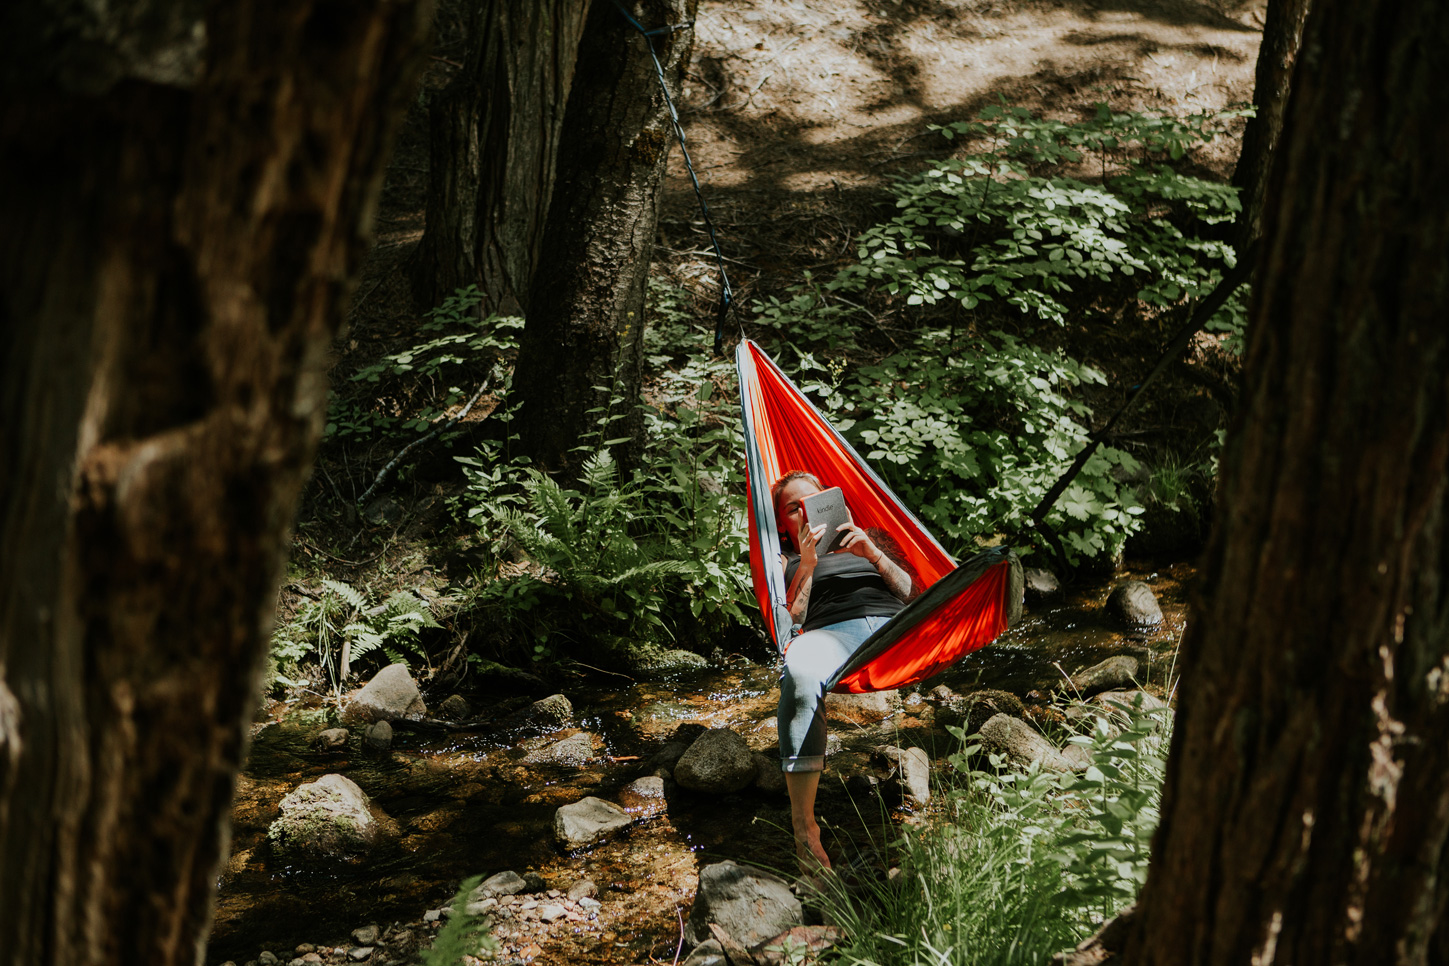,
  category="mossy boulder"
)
[267,774,396,862]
